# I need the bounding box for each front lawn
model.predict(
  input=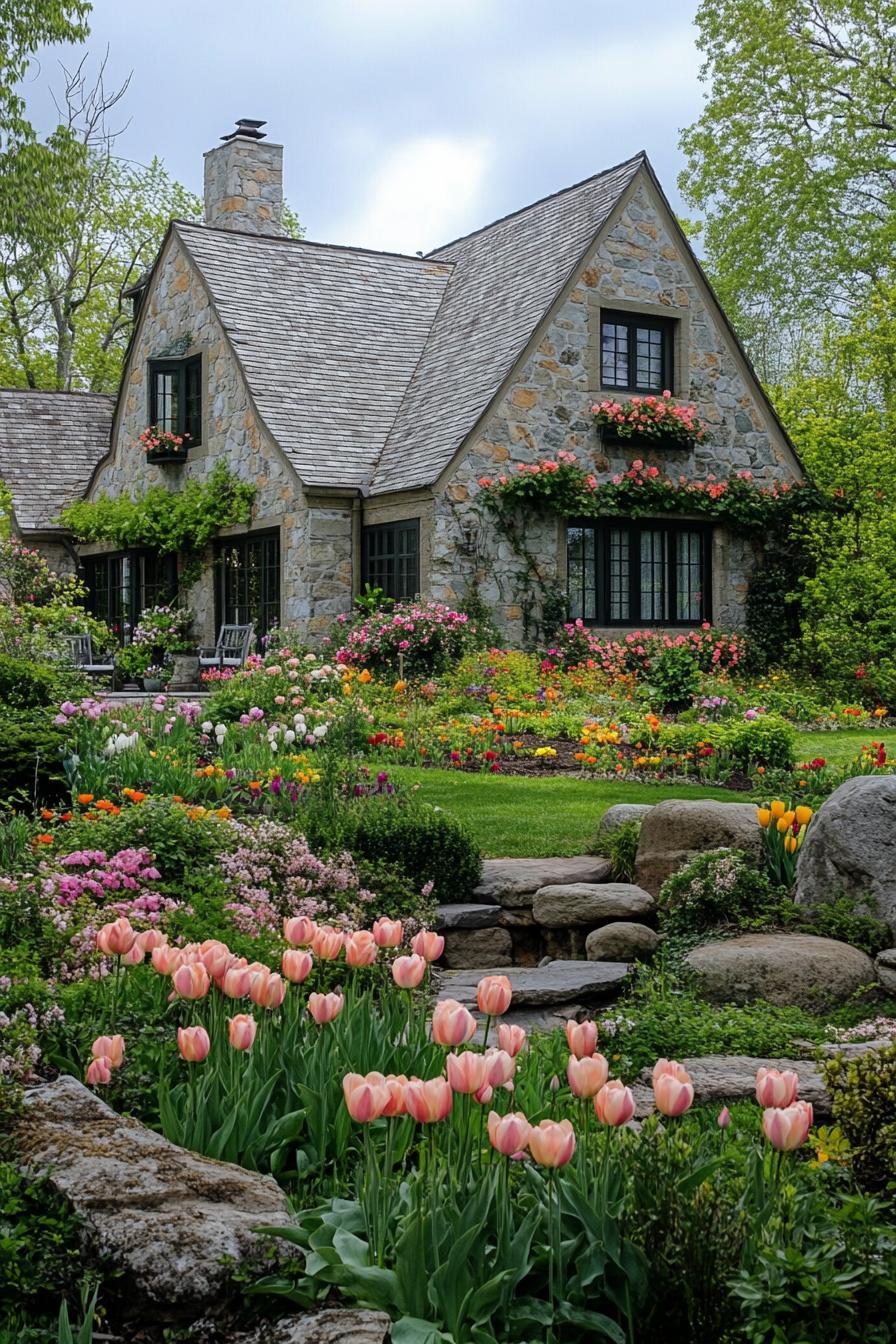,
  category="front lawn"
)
[796,727,896,766]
